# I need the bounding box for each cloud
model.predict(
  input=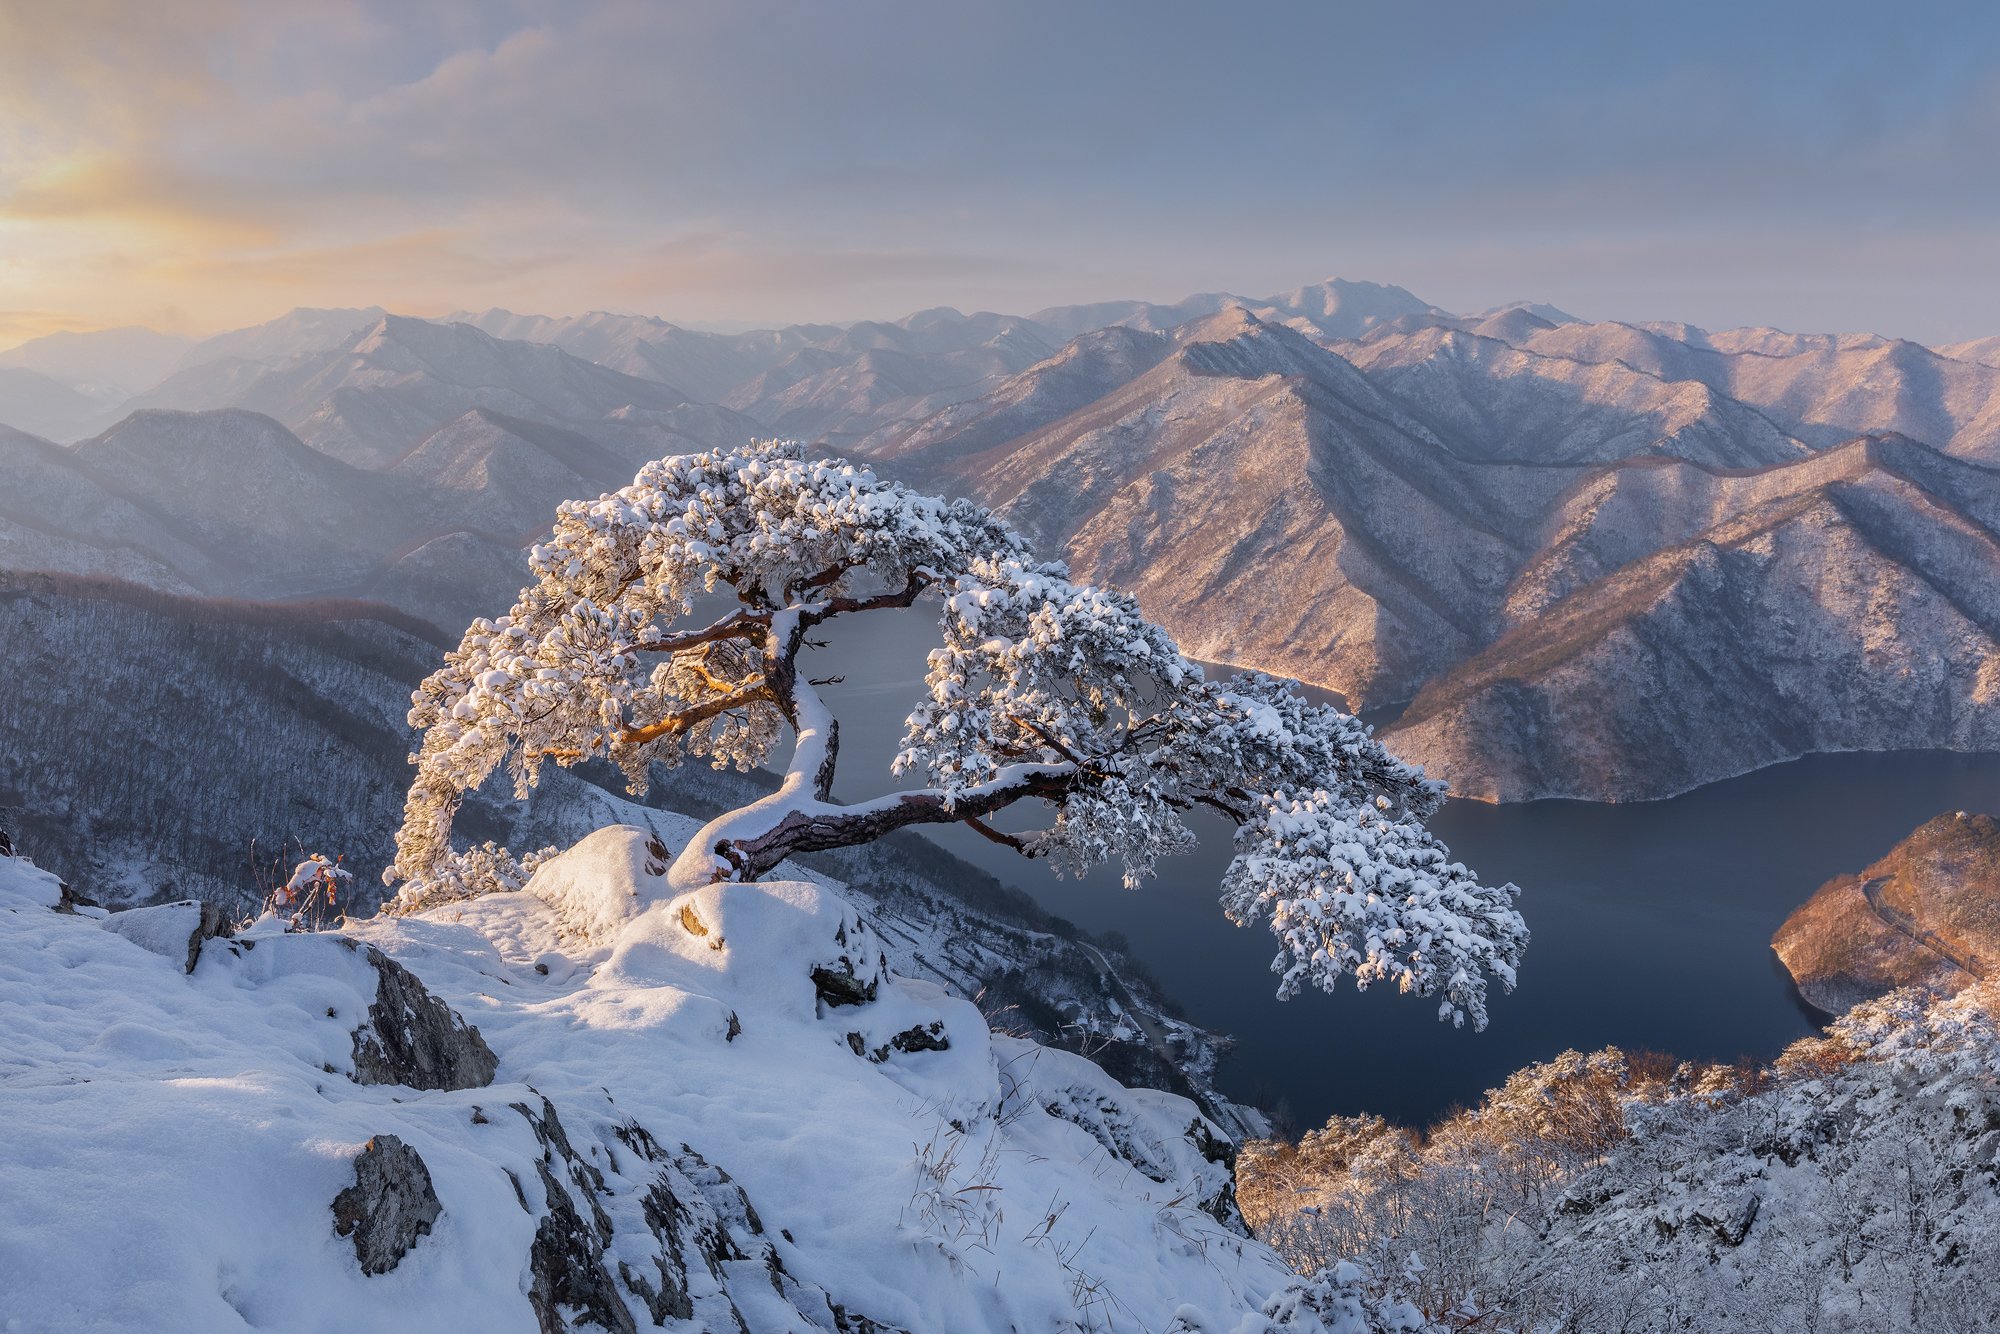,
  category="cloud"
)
[617,233,1034,298]
[1,0,1998,339]
[0,307,93,345]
